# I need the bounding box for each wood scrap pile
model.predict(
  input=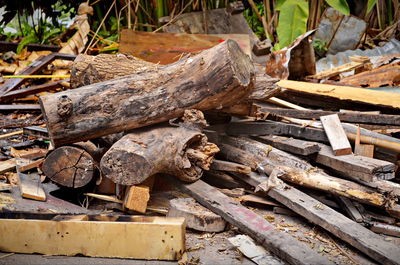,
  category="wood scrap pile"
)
[1,35,400,264]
